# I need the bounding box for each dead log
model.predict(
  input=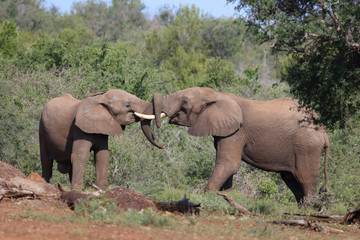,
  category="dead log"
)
[344,209,360,224]
[272,219,344,234]
[0,183,60,200]
[0,177,60,201]
[155,194,201,215]
[217,193,250,216]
